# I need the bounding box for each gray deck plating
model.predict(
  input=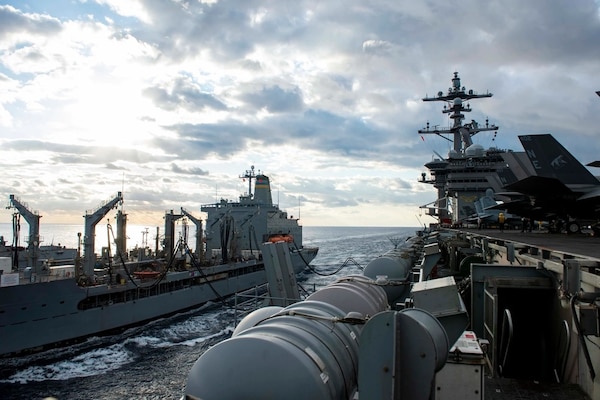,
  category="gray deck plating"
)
[458,228,600,259]
[485,377,591,400]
